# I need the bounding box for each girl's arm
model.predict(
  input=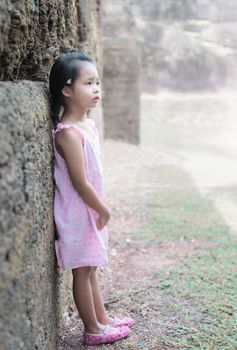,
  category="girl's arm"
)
[55,128,110,218]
